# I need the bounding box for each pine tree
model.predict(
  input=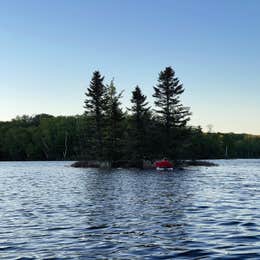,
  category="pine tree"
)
[104,80,124,162]
[129,86,150,160]
[153,66,191,129]
[84,71,107,159]
[153,66,191,158]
